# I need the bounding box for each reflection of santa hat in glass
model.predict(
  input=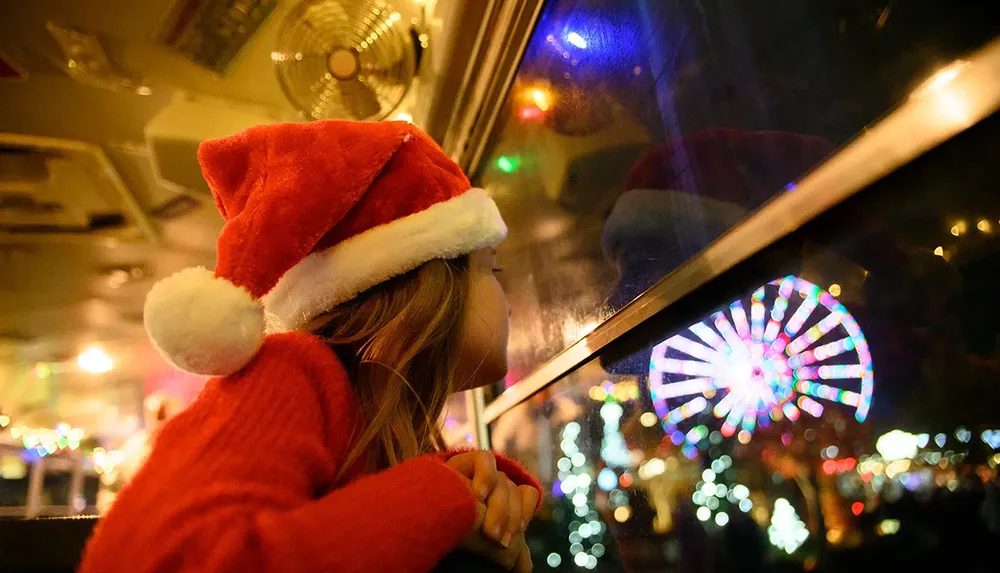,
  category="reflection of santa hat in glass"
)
[601,128,833,375]
[144,120,506,377]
